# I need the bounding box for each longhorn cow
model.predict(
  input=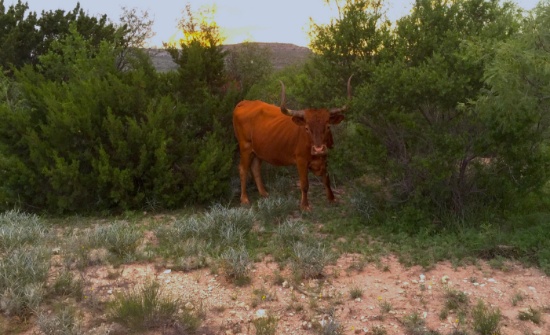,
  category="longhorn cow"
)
[232,78,352,210]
